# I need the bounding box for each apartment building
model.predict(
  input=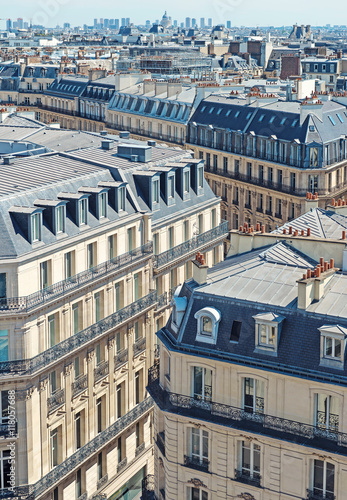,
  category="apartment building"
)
[147,205,347,500]
[187,93,347,234]
[0,135,225,500]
